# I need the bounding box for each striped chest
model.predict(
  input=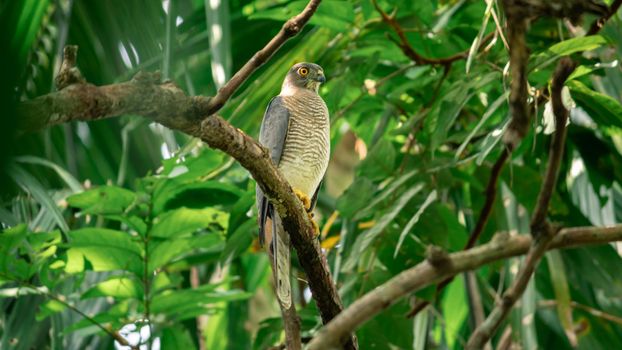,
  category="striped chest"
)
[278,92,330,197]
